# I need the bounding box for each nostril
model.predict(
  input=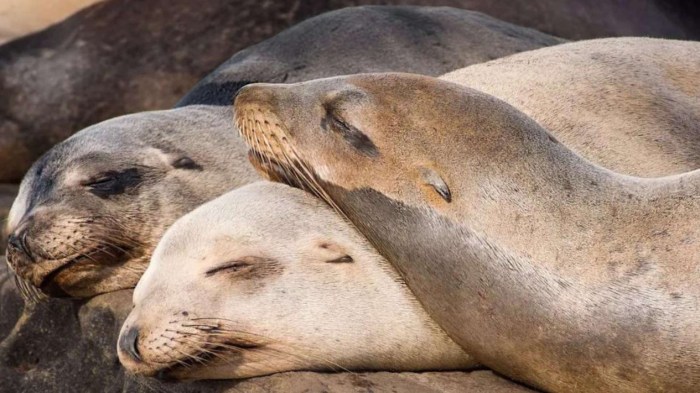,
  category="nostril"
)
[7,231,27,255]
[119,326,141,362]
